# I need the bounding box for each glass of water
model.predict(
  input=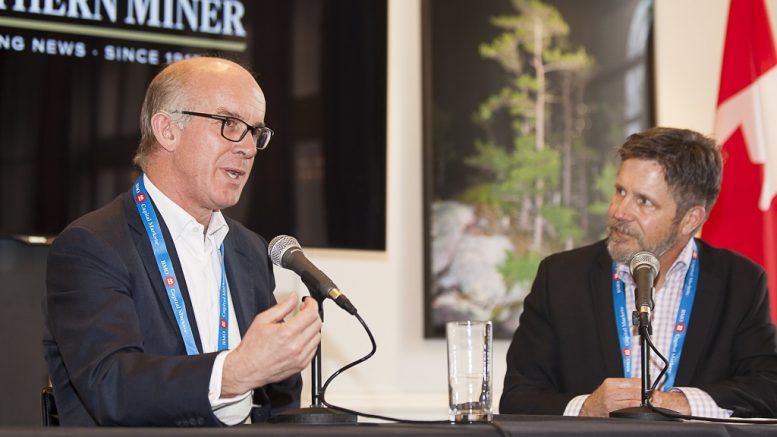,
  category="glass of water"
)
[446,321,493,423]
